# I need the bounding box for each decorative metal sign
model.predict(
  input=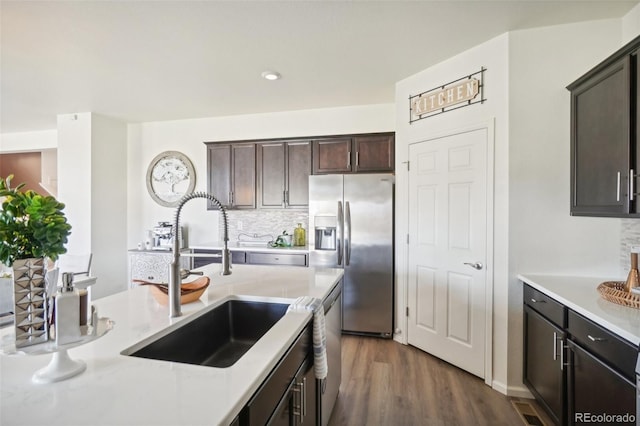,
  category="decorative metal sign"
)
[410,68,486,123]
